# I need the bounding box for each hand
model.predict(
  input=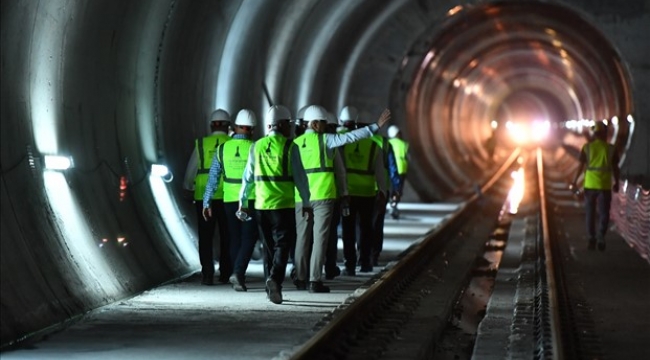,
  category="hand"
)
[612,181,619,193]
[236,207,251,221]
[391,191,401,204]
[202,207,212,221]
[302,206,313,220]
[376,108,391,128]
